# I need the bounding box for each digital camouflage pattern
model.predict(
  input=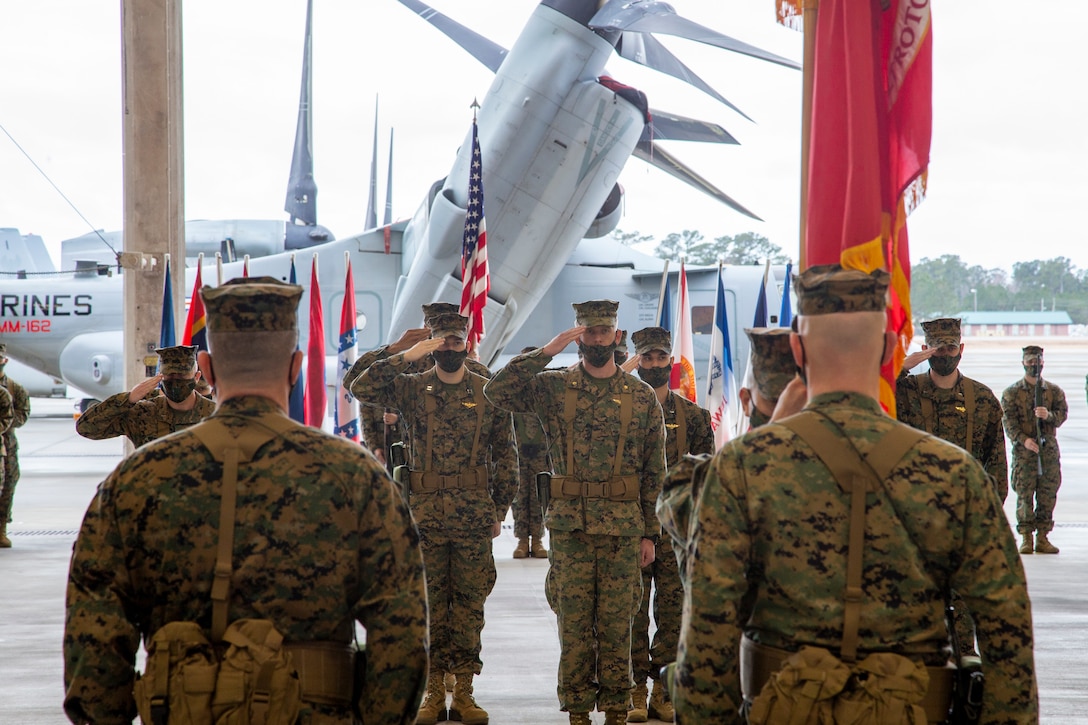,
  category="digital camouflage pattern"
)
[896,371,1008,501]
[572,299,619,327]
[671,391,1037,724]
[155,345,198,375]
[920,317,961,347]
[0,373,27,524]
[512,412,549,539]
[485,349,666,713]
[633,392,713,684]
[63,396,429,725]
[200,276,302,332]
[350,354,516,675]
[76,389,217,448]
[631,326,671,355]
[792,265,890,315]
[1001,376,1067,535]
[744,328,795,401]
